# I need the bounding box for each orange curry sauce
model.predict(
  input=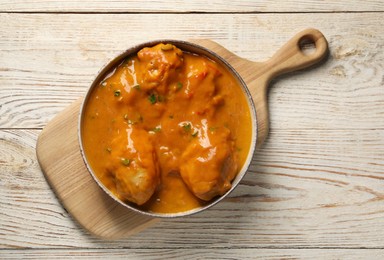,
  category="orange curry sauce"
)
[82,43,252,214]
